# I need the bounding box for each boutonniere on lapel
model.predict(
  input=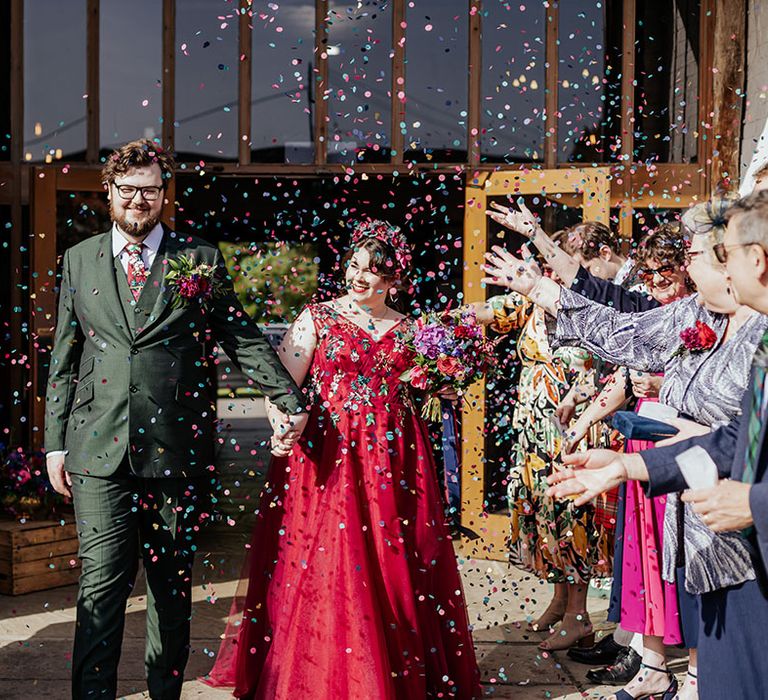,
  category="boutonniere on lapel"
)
[164,255,223,309]
[671,320,717,358]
